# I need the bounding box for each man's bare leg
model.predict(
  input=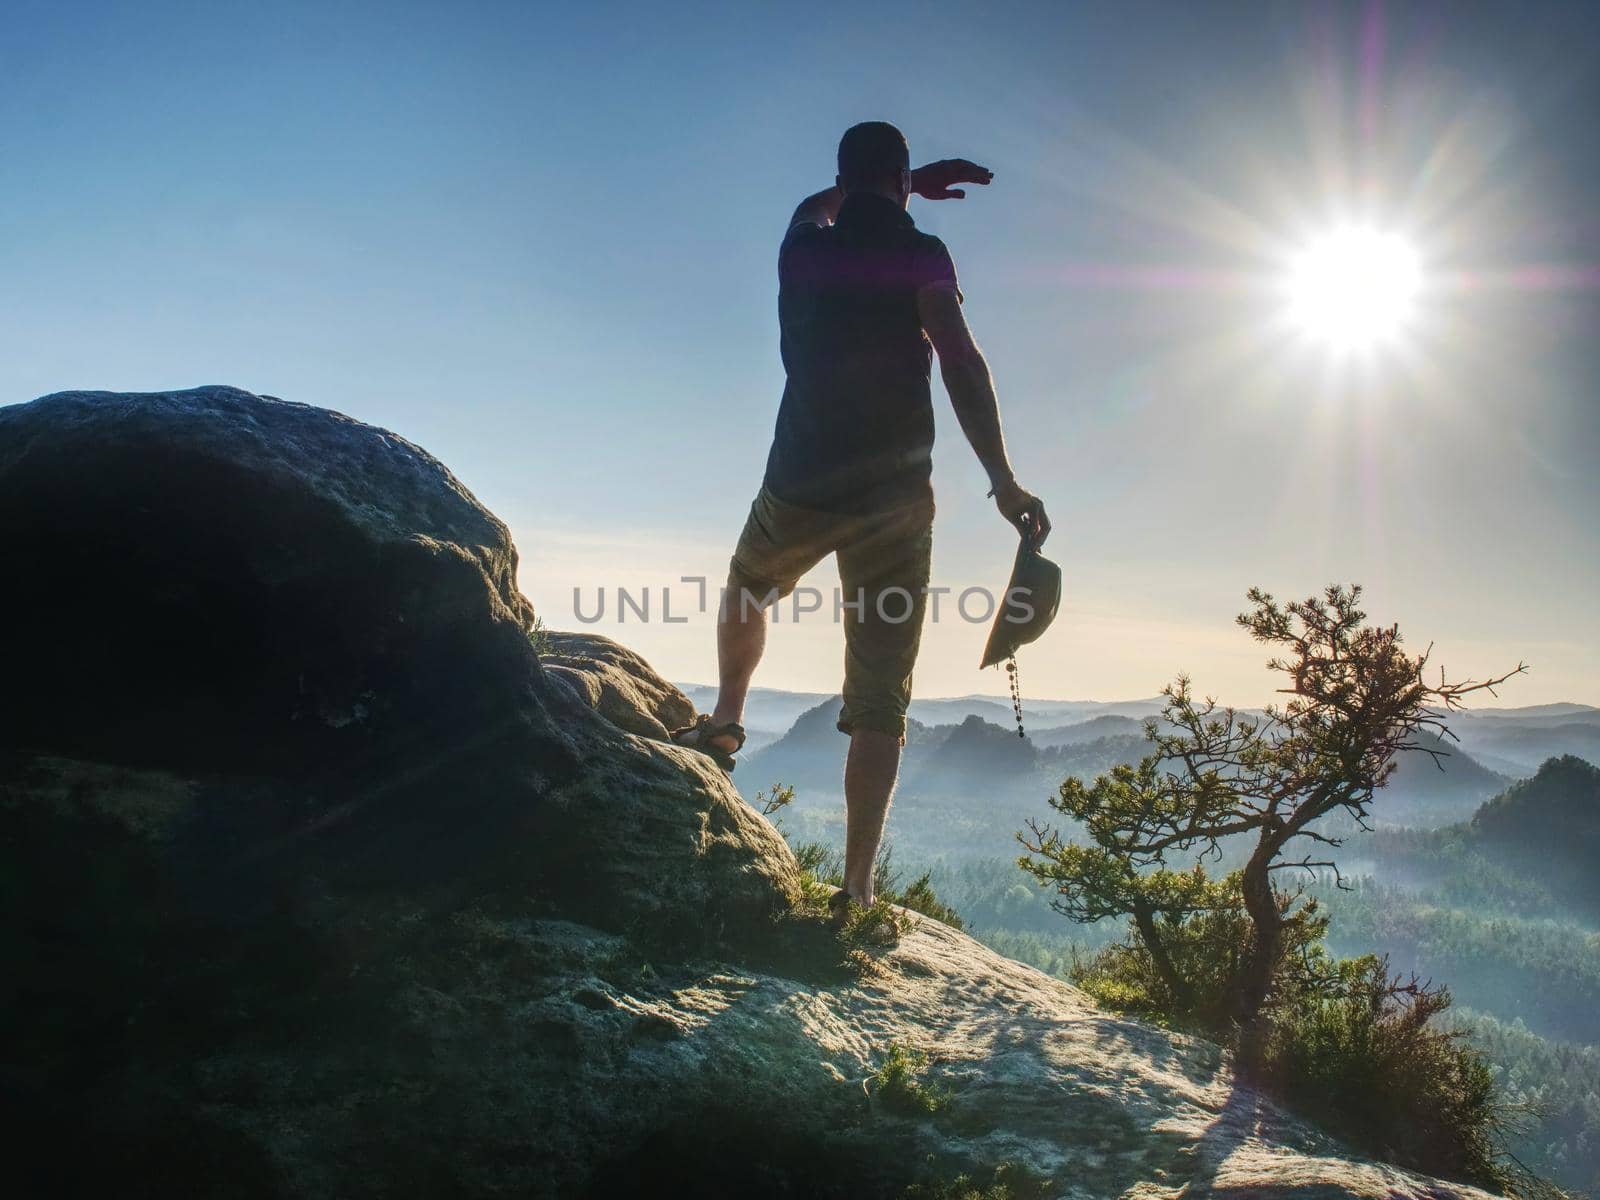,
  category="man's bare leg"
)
[842,729,901,905]
[707,590,767,753]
